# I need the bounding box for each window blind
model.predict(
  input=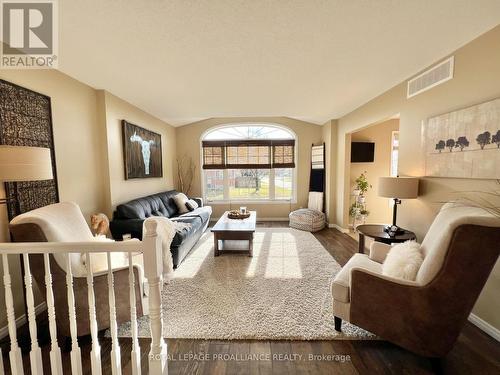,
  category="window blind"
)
[272,139,295,168]
[202,139,295,169]
[202,141,225,169]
